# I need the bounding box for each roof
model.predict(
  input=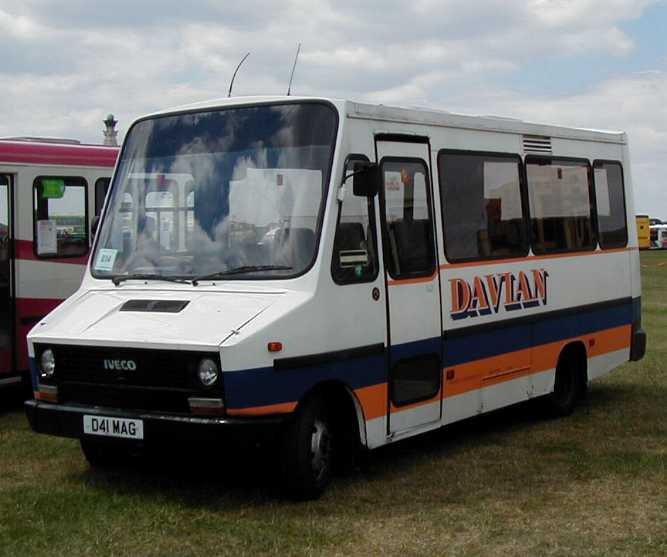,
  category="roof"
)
[140,95,626,145]
[0,139,118,167]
